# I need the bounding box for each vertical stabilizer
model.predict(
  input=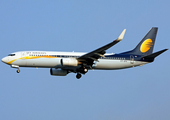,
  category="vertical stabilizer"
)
[121,27,158,56]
